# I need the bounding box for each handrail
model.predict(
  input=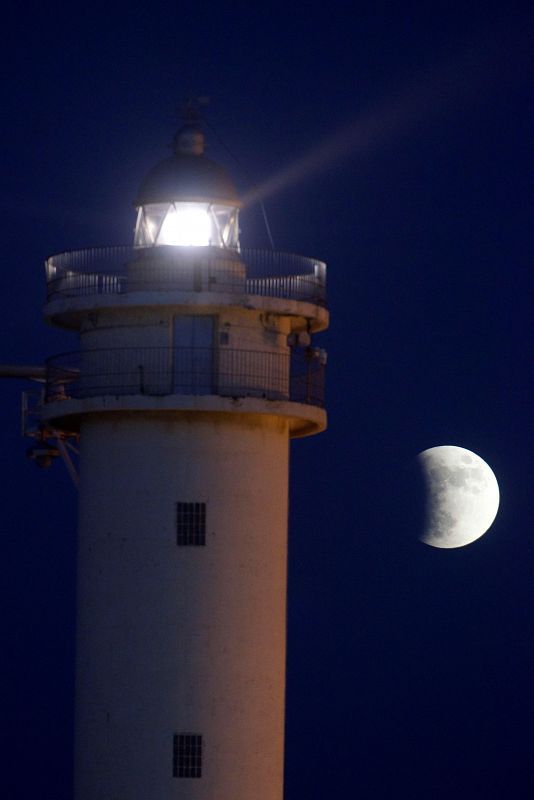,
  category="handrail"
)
[45,246,327,307]
[46,346,325,408]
